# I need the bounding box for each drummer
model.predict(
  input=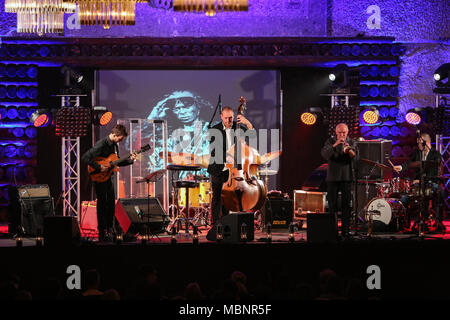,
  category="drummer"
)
[393,133,445,232]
